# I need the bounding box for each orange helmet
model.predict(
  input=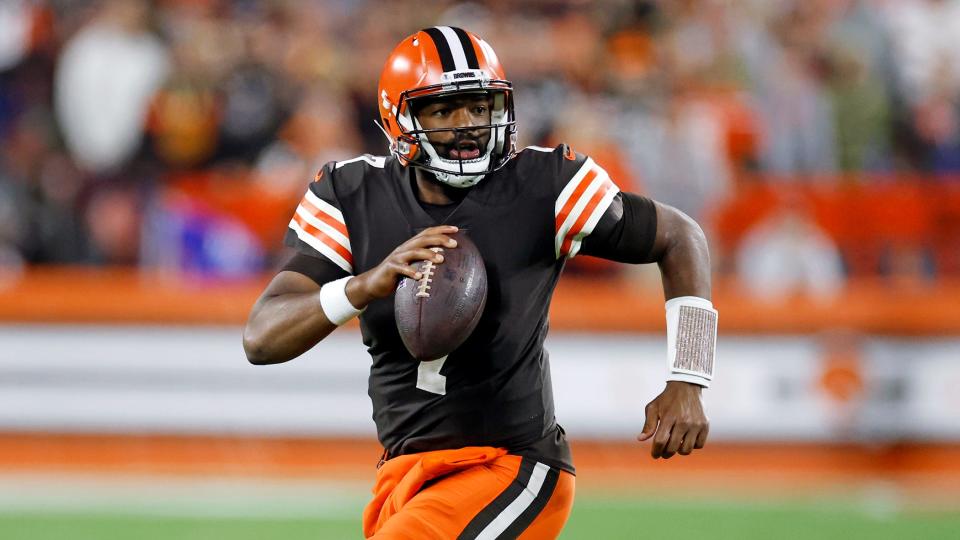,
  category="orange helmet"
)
[377,26,516,187]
